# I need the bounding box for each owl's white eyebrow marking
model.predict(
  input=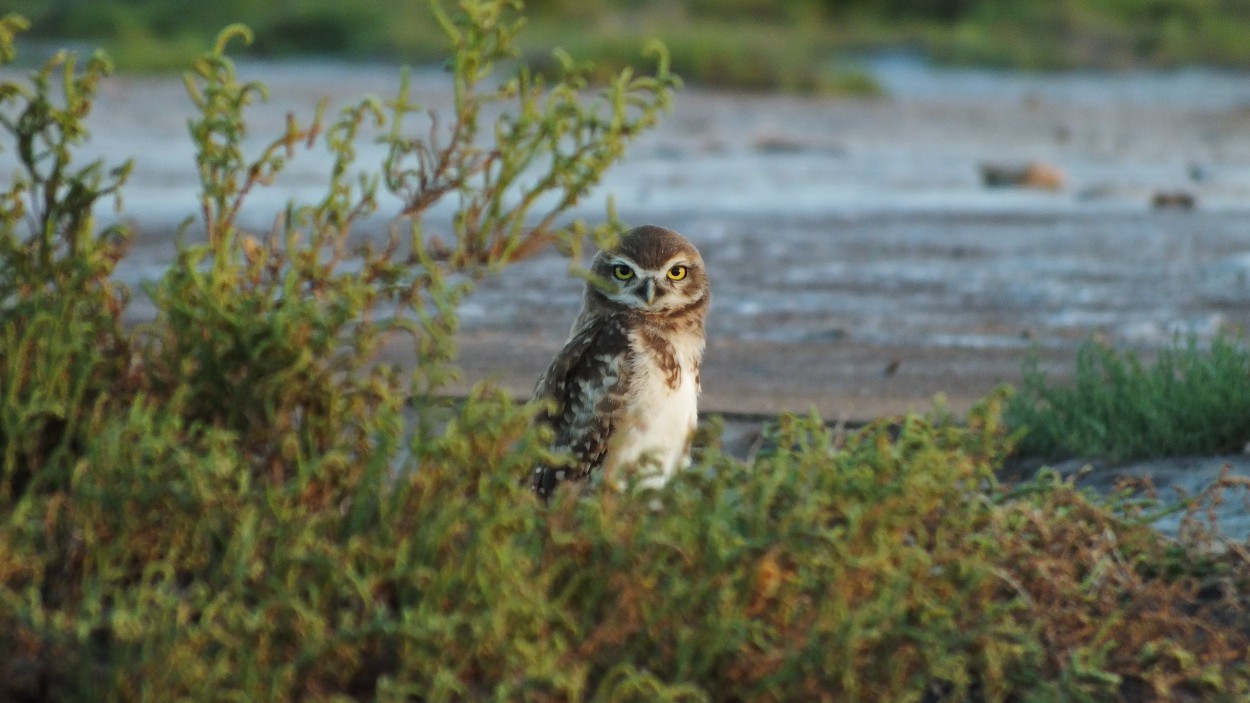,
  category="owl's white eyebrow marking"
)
[610,254,691,272]
[660,254,692,269]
